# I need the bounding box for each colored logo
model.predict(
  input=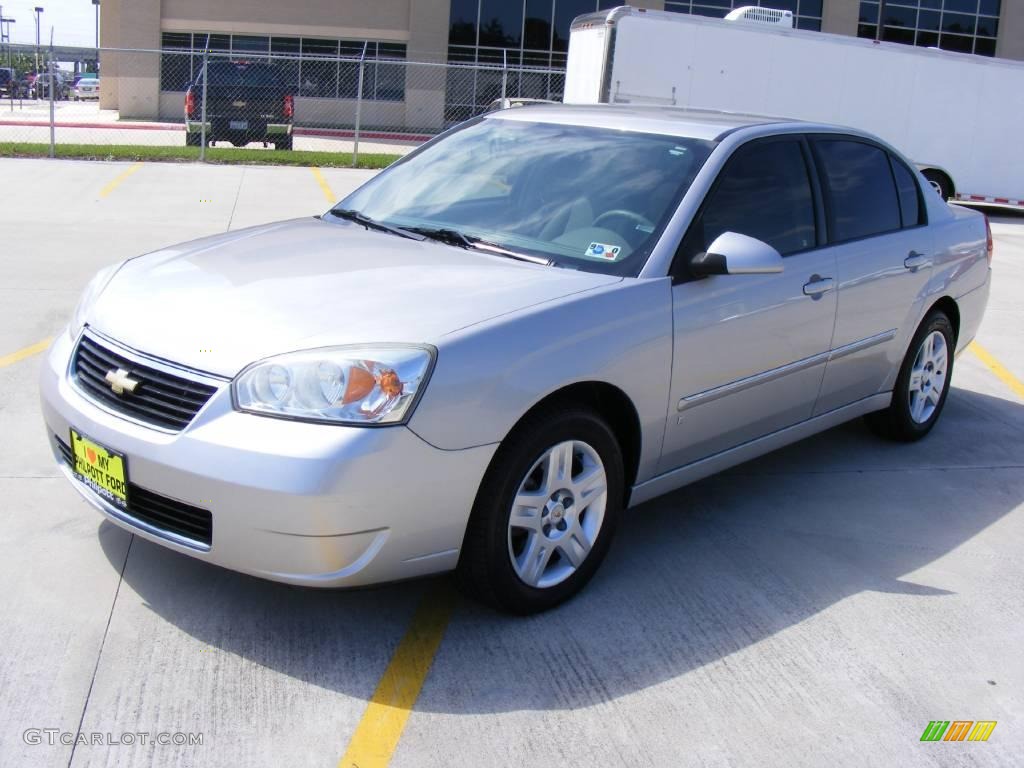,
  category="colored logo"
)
[920,721,996,742]
[585,242,622,260]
